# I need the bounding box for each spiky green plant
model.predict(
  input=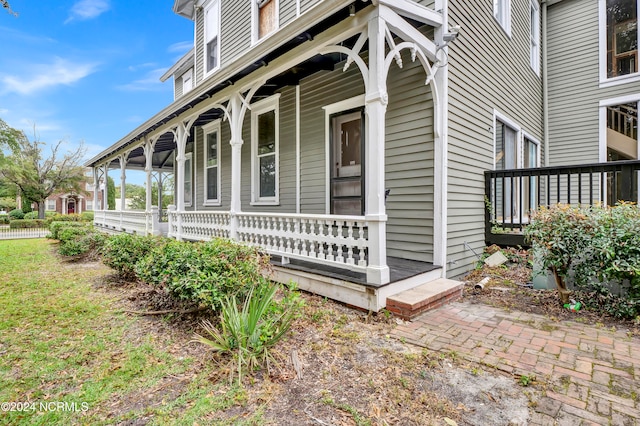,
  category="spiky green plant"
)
[195,283,301,384]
